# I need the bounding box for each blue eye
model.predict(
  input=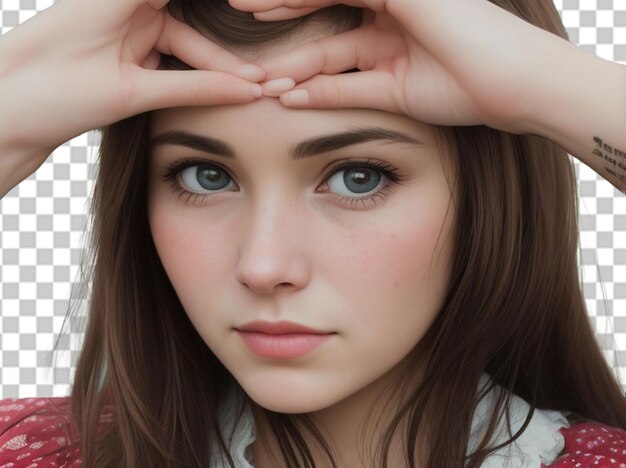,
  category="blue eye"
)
[179,165,235,192]
[326,166,383,196]
[160,158,405,208]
